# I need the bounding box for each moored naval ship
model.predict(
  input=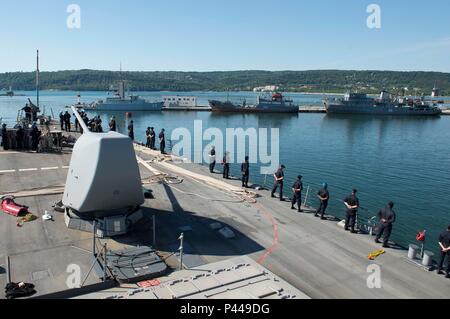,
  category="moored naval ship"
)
[324,91,442,116]
[84,81,163,111]
[0,86,24,97]
[209,92,299,113]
